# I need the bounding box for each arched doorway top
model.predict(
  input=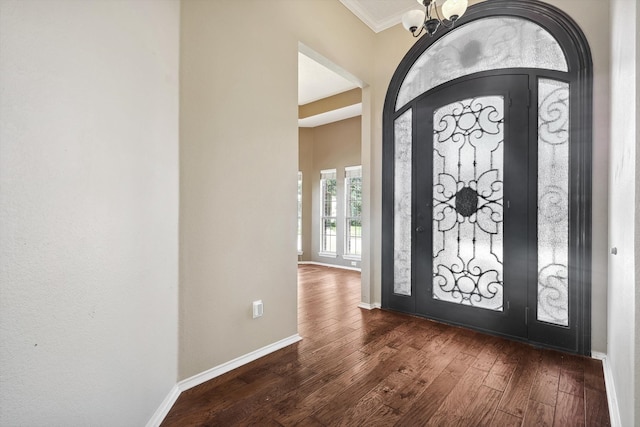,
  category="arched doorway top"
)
[387,0,593,114]
[396,16,567,110]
